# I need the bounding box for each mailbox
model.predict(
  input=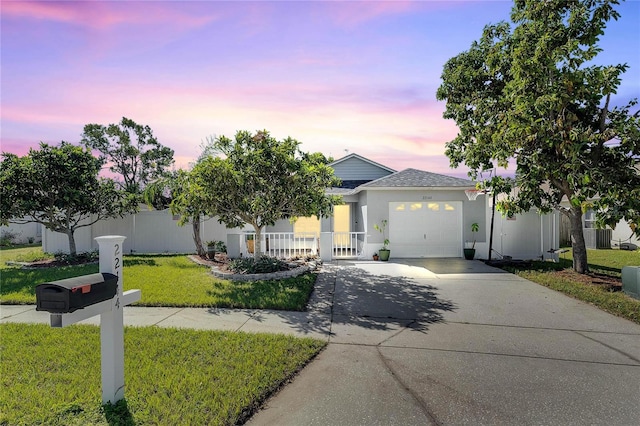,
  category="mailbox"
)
[36,273,118,313]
